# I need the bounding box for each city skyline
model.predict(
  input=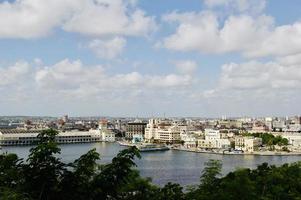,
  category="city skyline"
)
[1,0,301,117]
